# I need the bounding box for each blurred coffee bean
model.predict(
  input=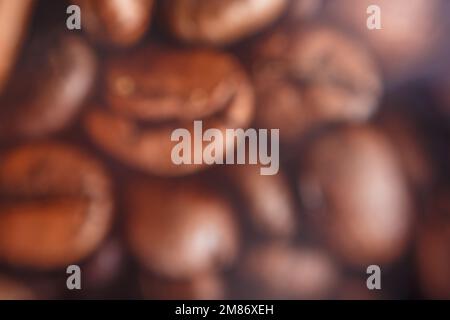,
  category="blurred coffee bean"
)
[227,165,297,238]
[140,271,225,300]
[0,276,35,300]
[85,45,254,176]
[298,125,412,266]
[102,46,253,121]
[0,34,96,139]
[376,108,434,193]
[325,0,444,83]
[251,25,382,145]
[0,143,113,269]
[161,0,288,46]
[0,0,34,93]
[240,243,338,299]
[416,190,450,299]
[72,0,154,47]
[125,178,239,279]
